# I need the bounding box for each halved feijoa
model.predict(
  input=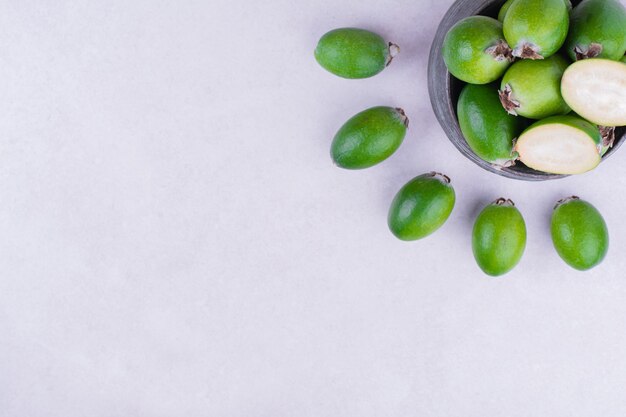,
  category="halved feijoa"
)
[388,173,455,241]
[442,16,512,84]
[561,58,626,126]
[515,115,603,174]
[331,106,408,169]
[457,83,526,166]
[314,28,399,79]
[499,55,570,119]
[503,0,569,59]
[472,198,526,277]
[565,0,626,61]
[551,196,608,271]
